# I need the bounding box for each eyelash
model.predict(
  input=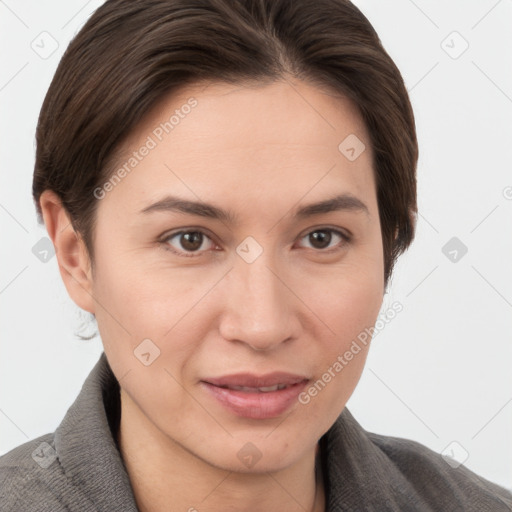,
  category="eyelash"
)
[160,227,351,258]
